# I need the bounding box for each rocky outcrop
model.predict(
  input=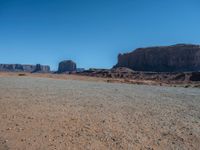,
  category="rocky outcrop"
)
[77,67,136,78]
[190,72,200,81]
[57,60,77,73]
[0,64,50,73]
[77,68,200,83]
[114,44,200,72]
[31,64,50,73]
